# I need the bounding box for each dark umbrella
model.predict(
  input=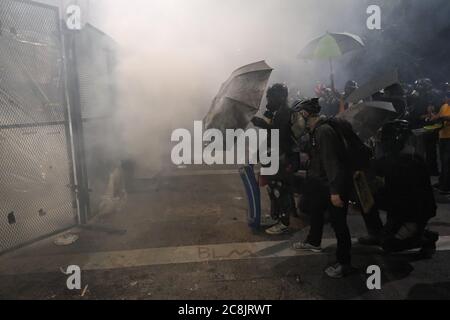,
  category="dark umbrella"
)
[298,32,365,90]
[338,101,398,141]
[203,61,273,133]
